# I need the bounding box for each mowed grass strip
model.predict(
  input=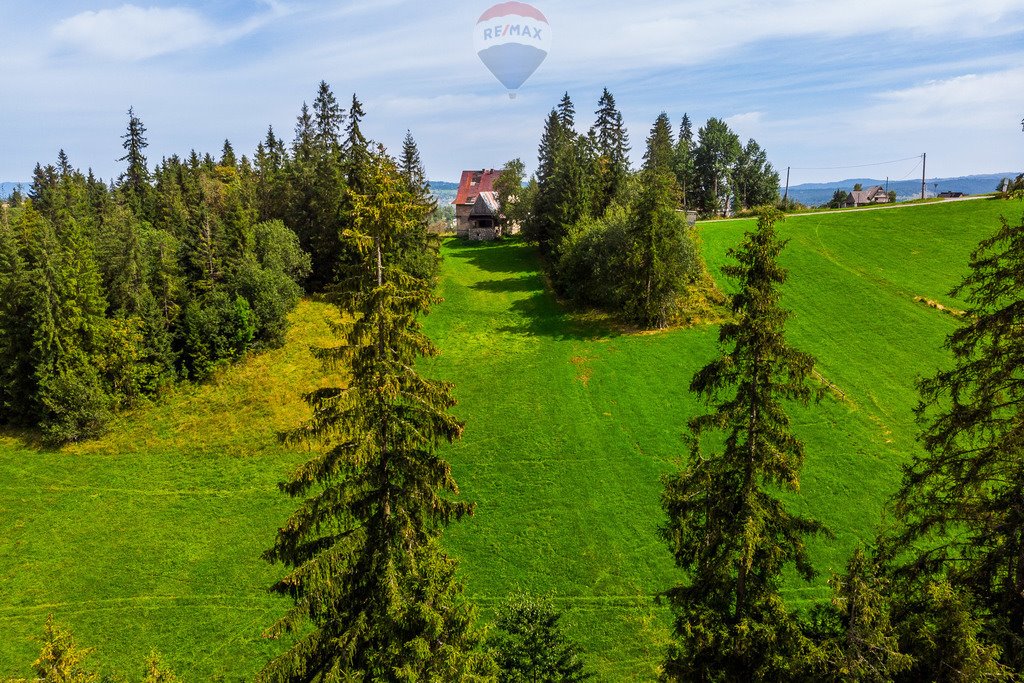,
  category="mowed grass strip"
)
[0,198,1018,680]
